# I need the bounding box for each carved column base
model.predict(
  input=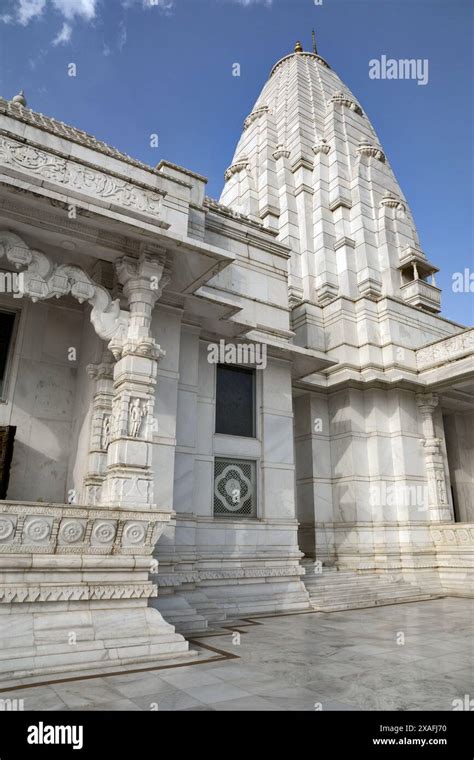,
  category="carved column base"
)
[99,351,159,511]
[99,464,155,511]
[0,501,193,686]
[0,604,194,687]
